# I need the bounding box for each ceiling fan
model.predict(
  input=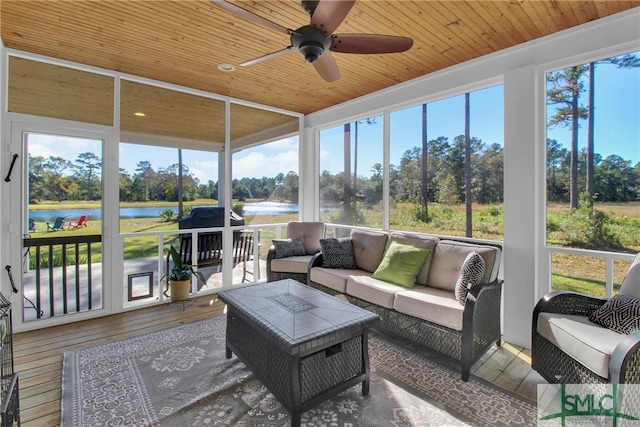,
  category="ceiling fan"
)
[210,0,414,82]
